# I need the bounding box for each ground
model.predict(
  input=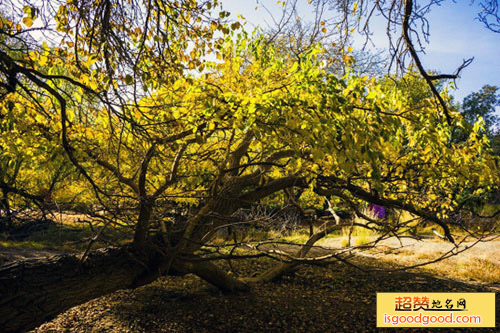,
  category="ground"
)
[318,236,500,286]
[32,255,498,332]
[1,221,498,332]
